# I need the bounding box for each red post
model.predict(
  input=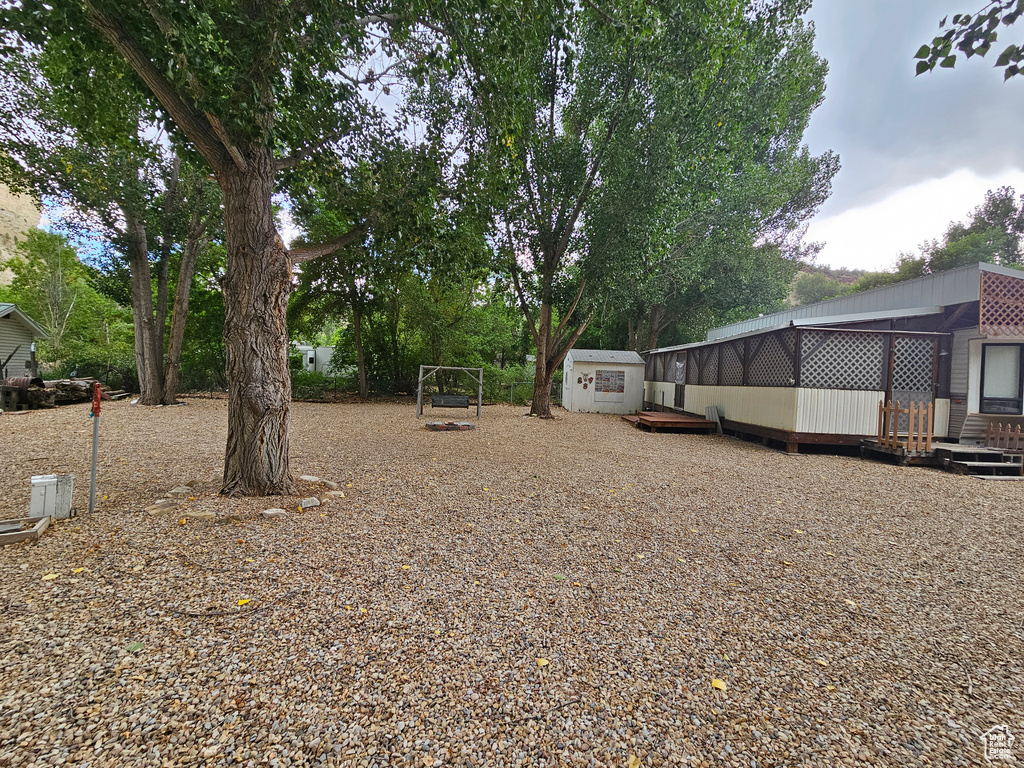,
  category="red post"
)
[89,382,101,513]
